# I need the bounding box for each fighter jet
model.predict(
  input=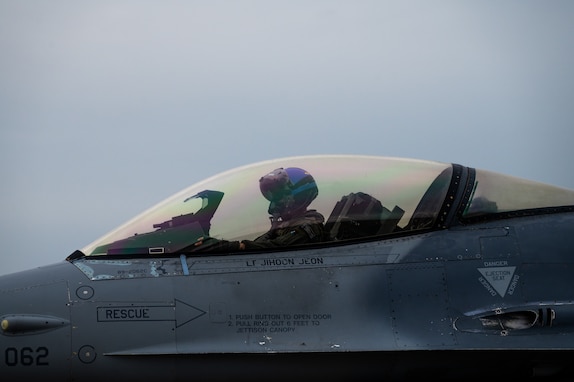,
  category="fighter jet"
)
[2,155,574,381]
